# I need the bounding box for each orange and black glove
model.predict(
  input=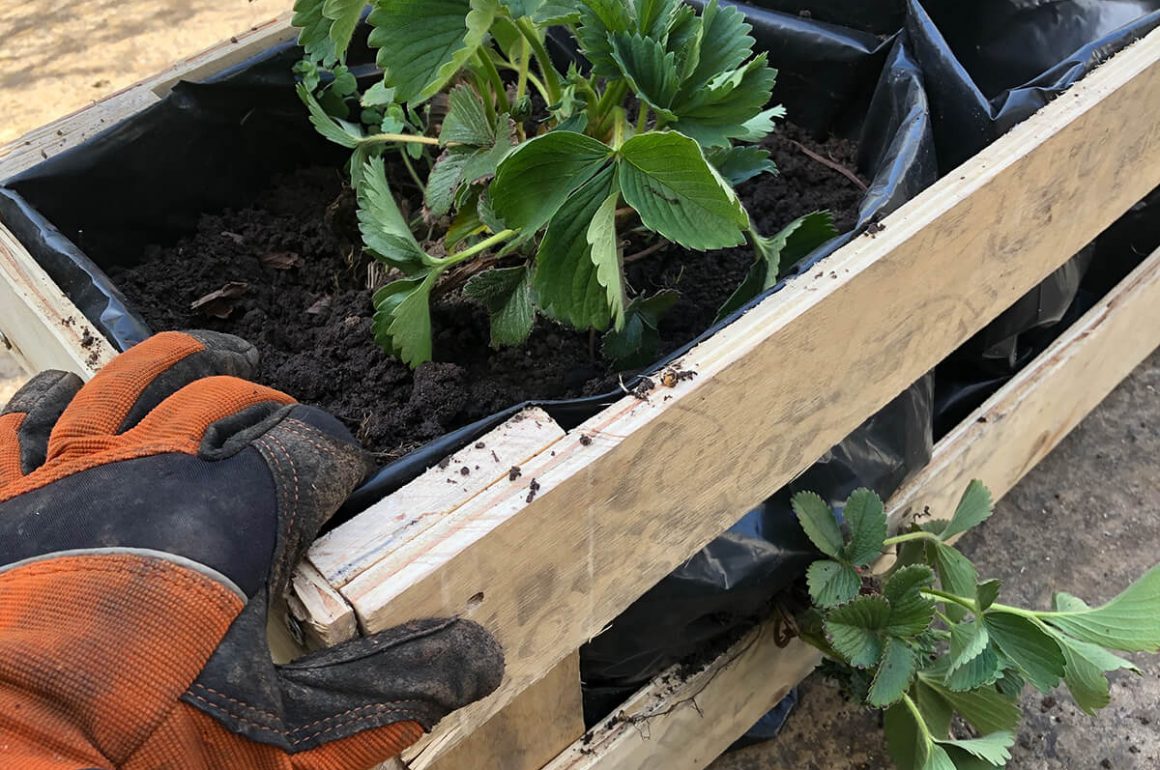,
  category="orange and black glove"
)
[0,331,503,770]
